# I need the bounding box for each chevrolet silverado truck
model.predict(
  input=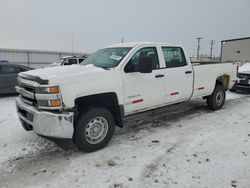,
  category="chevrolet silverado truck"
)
[15,42,238,152]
